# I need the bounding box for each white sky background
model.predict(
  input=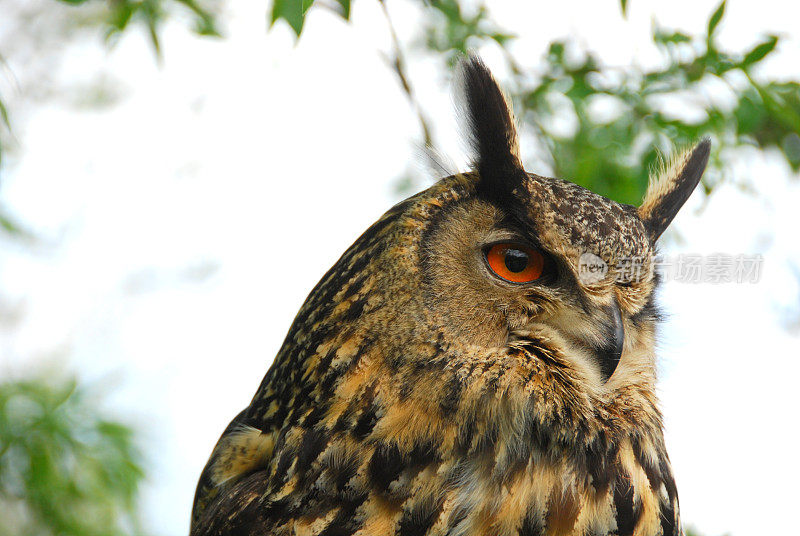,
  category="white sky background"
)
[1,0,799,535]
